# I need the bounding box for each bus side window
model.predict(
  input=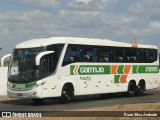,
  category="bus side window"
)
[40,53,55,78]
[98,47,112,62]
[126,48,137,63]
[63,47,71,66]
[137,49,146,63]
[92,48,98,62]
[82,46,93,62]
[62,45,82,66]
[114,48,124,62]
[148,49,157,63]
[46,44,64,59]
[71,47,81,62]
[77,47,82,61]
